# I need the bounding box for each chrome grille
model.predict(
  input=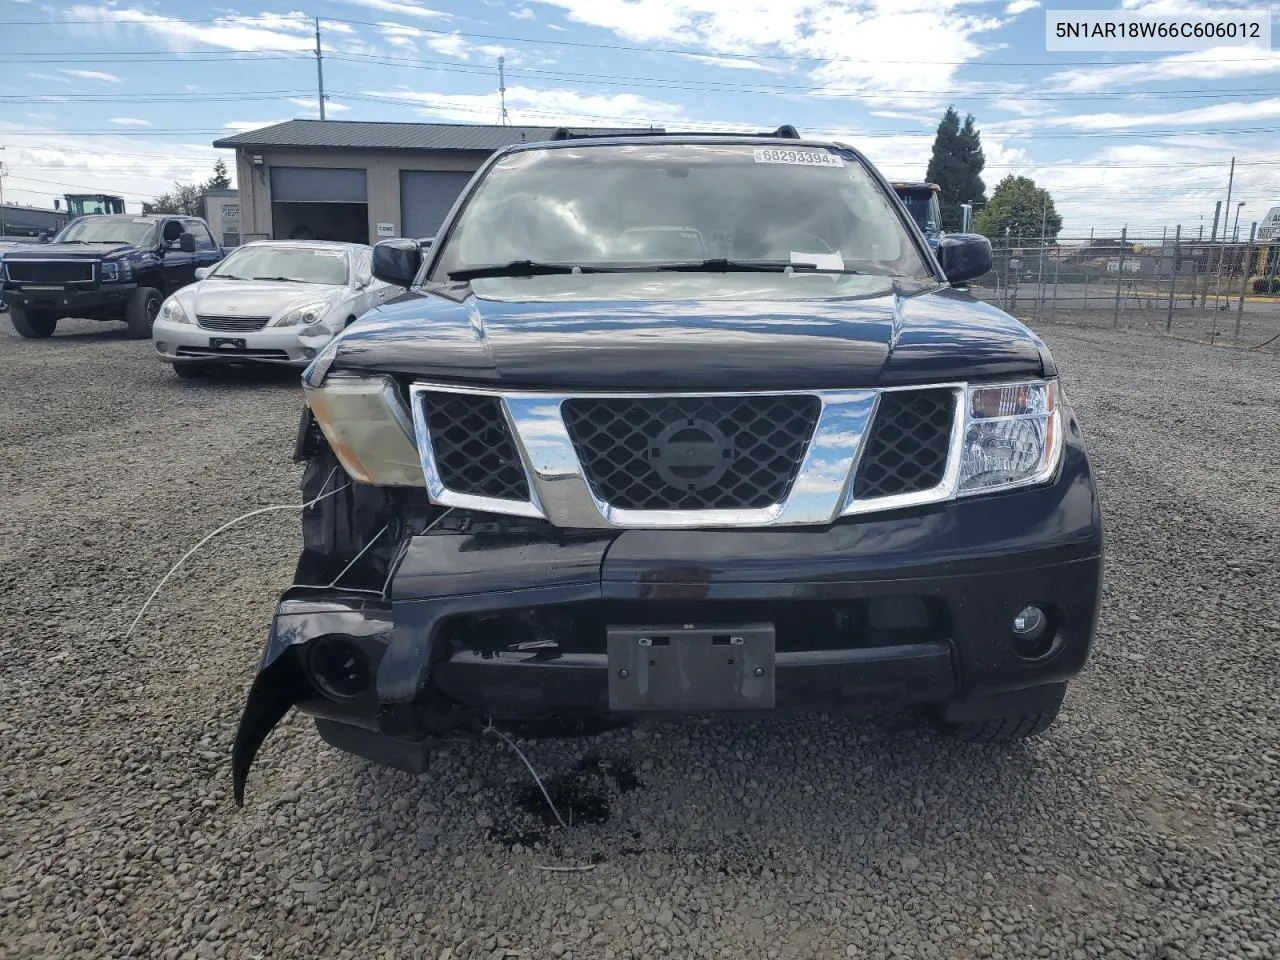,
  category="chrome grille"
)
[5,259,94,284]
[561,395,821,510]
[853,389,955,499]
[197,315,271,332]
